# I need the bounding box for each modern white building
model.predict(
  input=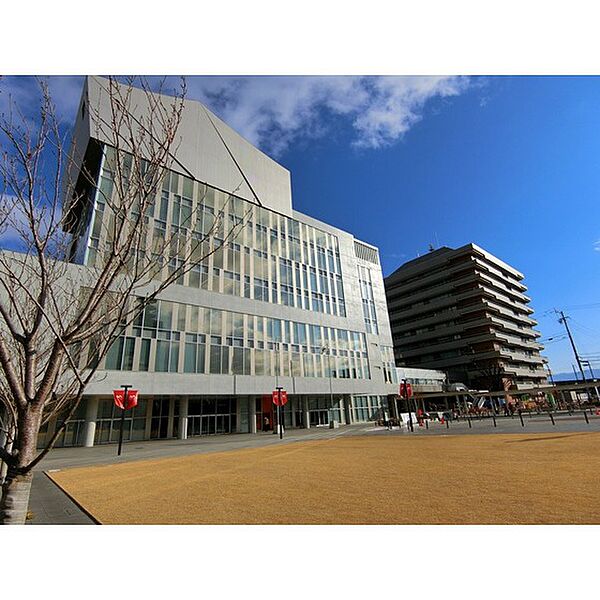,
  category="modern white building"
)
[37,77,415,448]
